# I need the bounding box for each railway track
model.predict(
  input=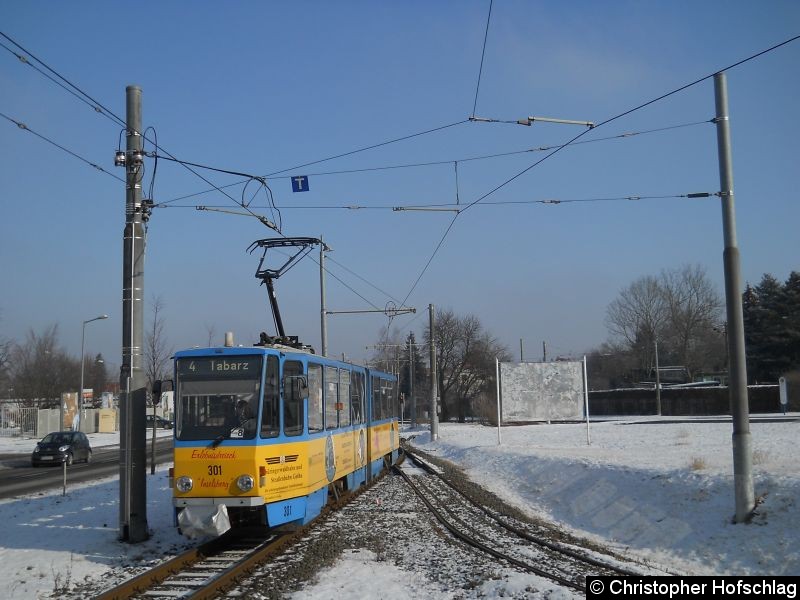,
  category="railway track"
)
[96,528,296,600]
[96,463,397,600]
[398,448,649,592]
